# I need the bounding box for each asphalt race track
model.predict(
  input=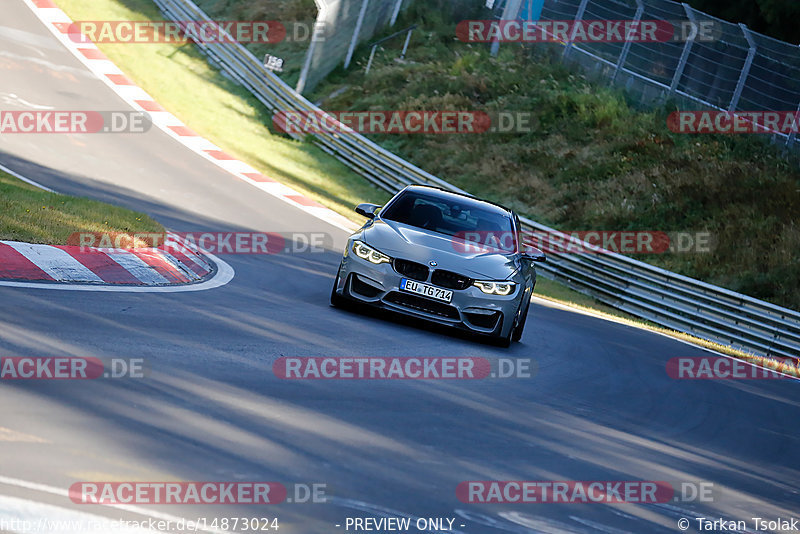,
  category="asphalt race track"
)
[0,1,798,532]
